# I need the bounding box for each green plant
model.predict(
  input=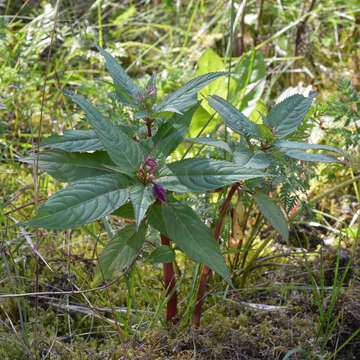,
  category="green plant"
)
[189,89,345,325]
[282,225,360,360]
[20,45,344,328]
